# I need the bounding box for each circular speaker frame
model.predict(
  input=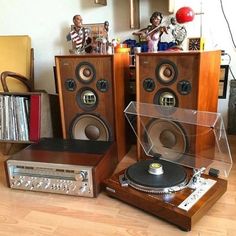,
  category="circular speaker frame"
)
[177,80,192,95]
[143,78,156,92]
[70,113,112,141]
[65,78,77,92]
[155,59,178,85]
[96,79,109,93]
[75,62,96,84]
[76,87,98,111]
[144,119,188,162]
[153,88,178,107]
